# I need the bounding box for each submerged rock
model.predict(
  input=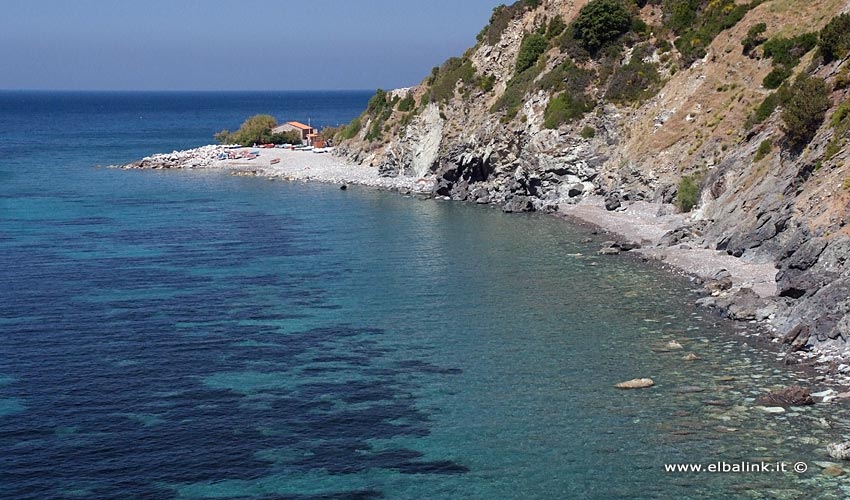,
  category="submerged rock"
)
[757,385,814,407]
[827,441,850,461]
[615,378,655,389]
